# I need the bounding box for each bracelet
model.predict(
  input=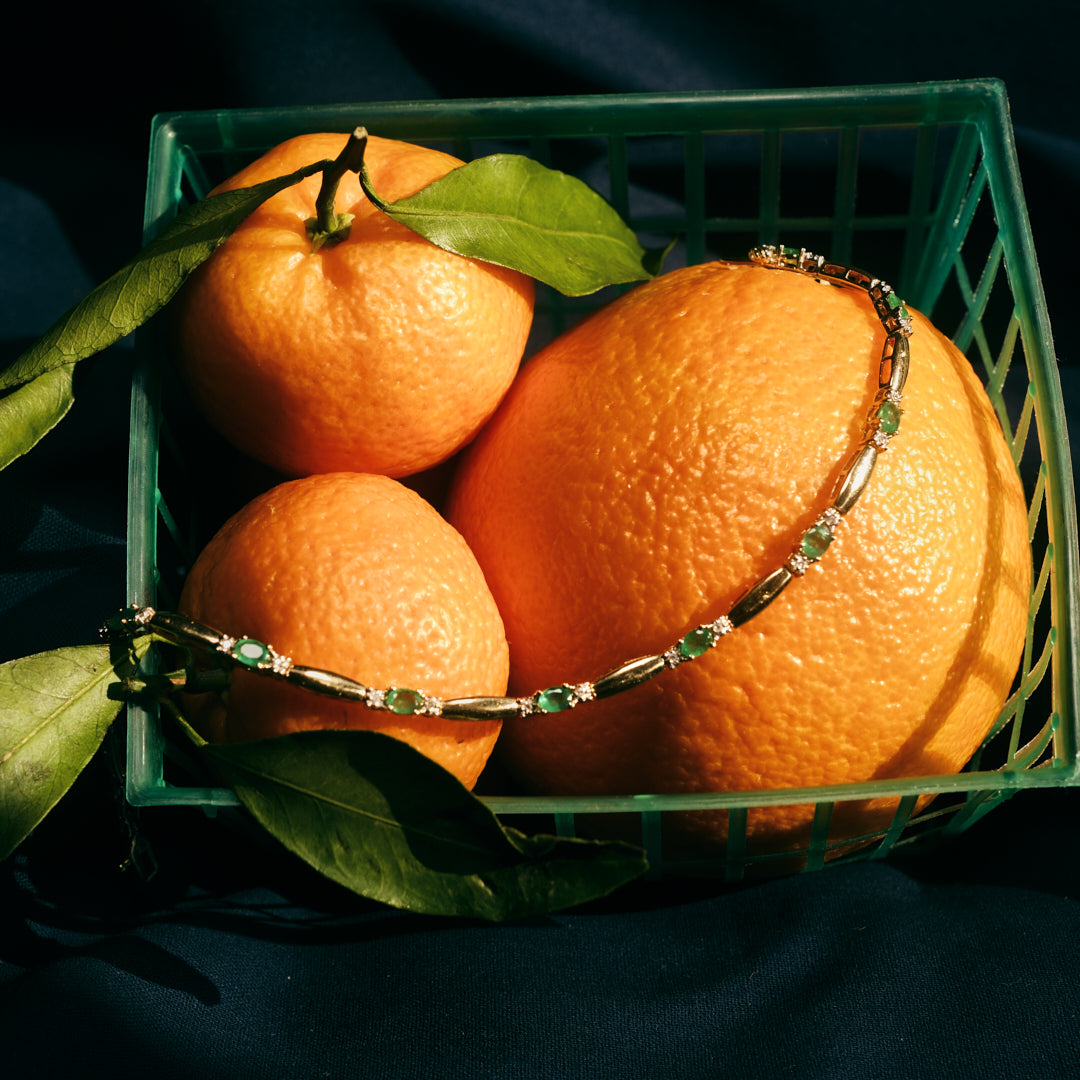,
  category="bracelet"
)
[119,246,912,723]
